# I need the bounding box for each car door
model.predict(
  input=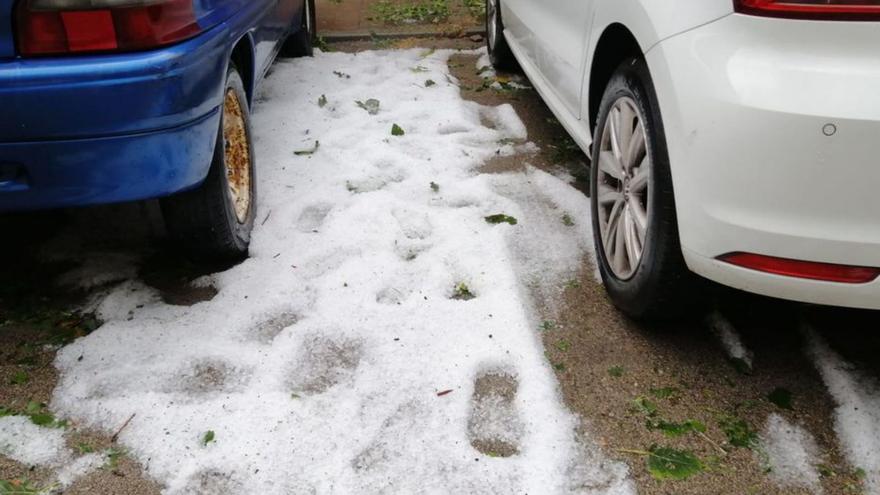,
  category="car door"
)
[532,0,595,119]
